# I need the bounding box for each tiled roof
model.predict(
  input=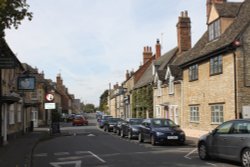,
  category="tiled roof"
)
[134,47,178,89]
[178,0,249,67]
[215,2,242,17]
